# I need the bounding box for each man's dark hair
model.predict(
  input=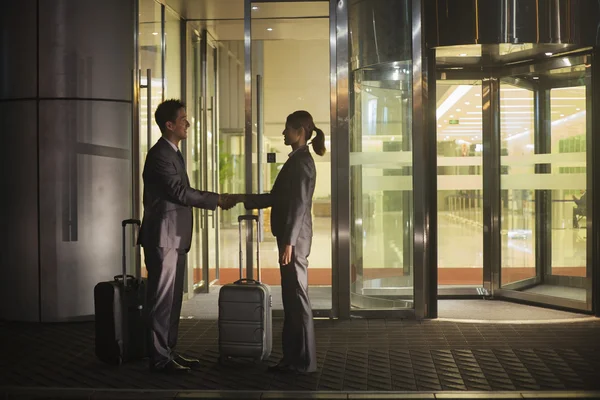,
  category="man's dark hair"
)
[155,99,185,134]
